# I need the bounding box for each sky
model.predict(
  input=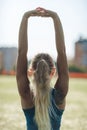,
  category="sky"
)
[0,0,87,60]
